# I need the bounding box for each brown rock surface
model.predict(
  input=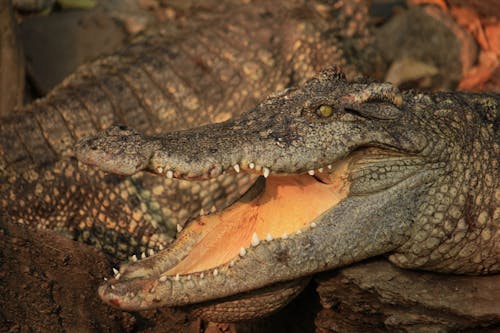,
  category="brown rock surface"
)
[0,1,24,117]
[0,218,194,332]
[315,259,500,332]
